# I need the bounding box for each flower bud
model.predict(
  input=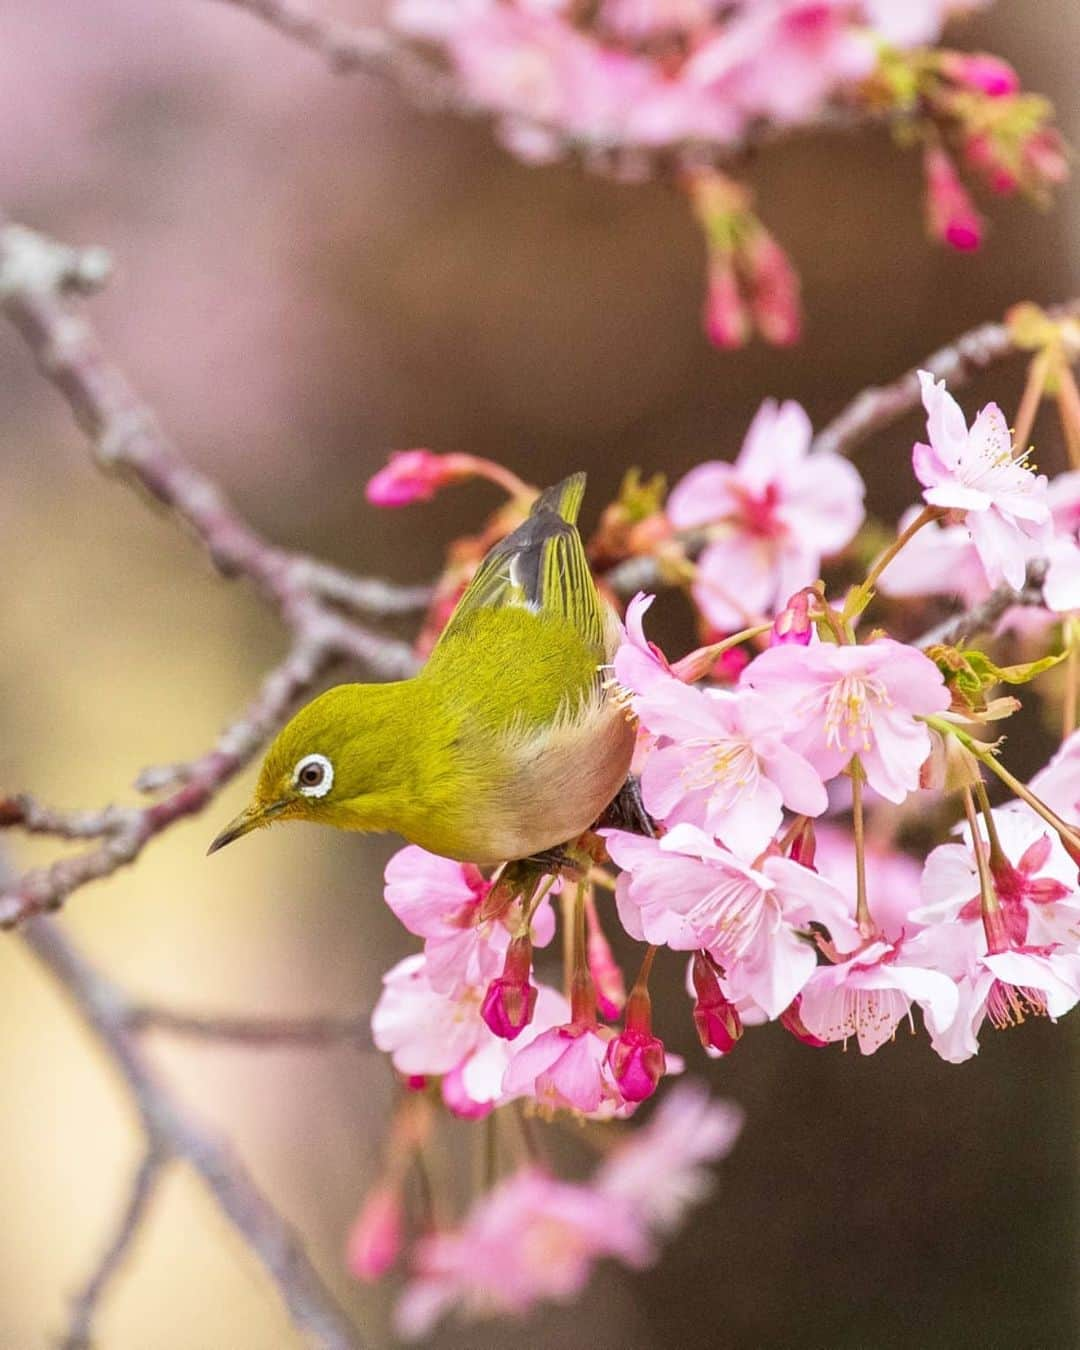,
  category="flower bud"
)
[346,1183,403,1282]
[742,226,801,347]
[787,817,817,869]
[365,450,473,507]
[703,252,750,350]
[940,52,1020,98]
[1021,127,1069,189]
[606,1025,666,1102]
[481,935,537,1040]
[779,996,827,1047]
[924,144,984,252]
[690,950,742,1054]
[586,895,626,1020]
[606,984,664,1102]
[771,590,813,647]
[963,132,1019,196]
